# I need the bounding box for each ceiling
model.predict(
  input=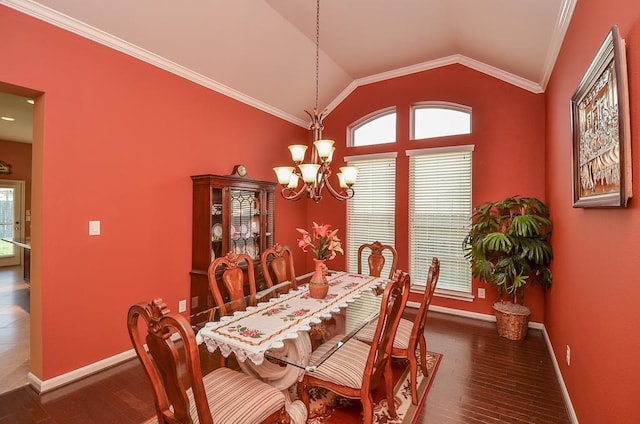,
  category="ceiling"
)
[0,92,34,144]
[0,0,576,144]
